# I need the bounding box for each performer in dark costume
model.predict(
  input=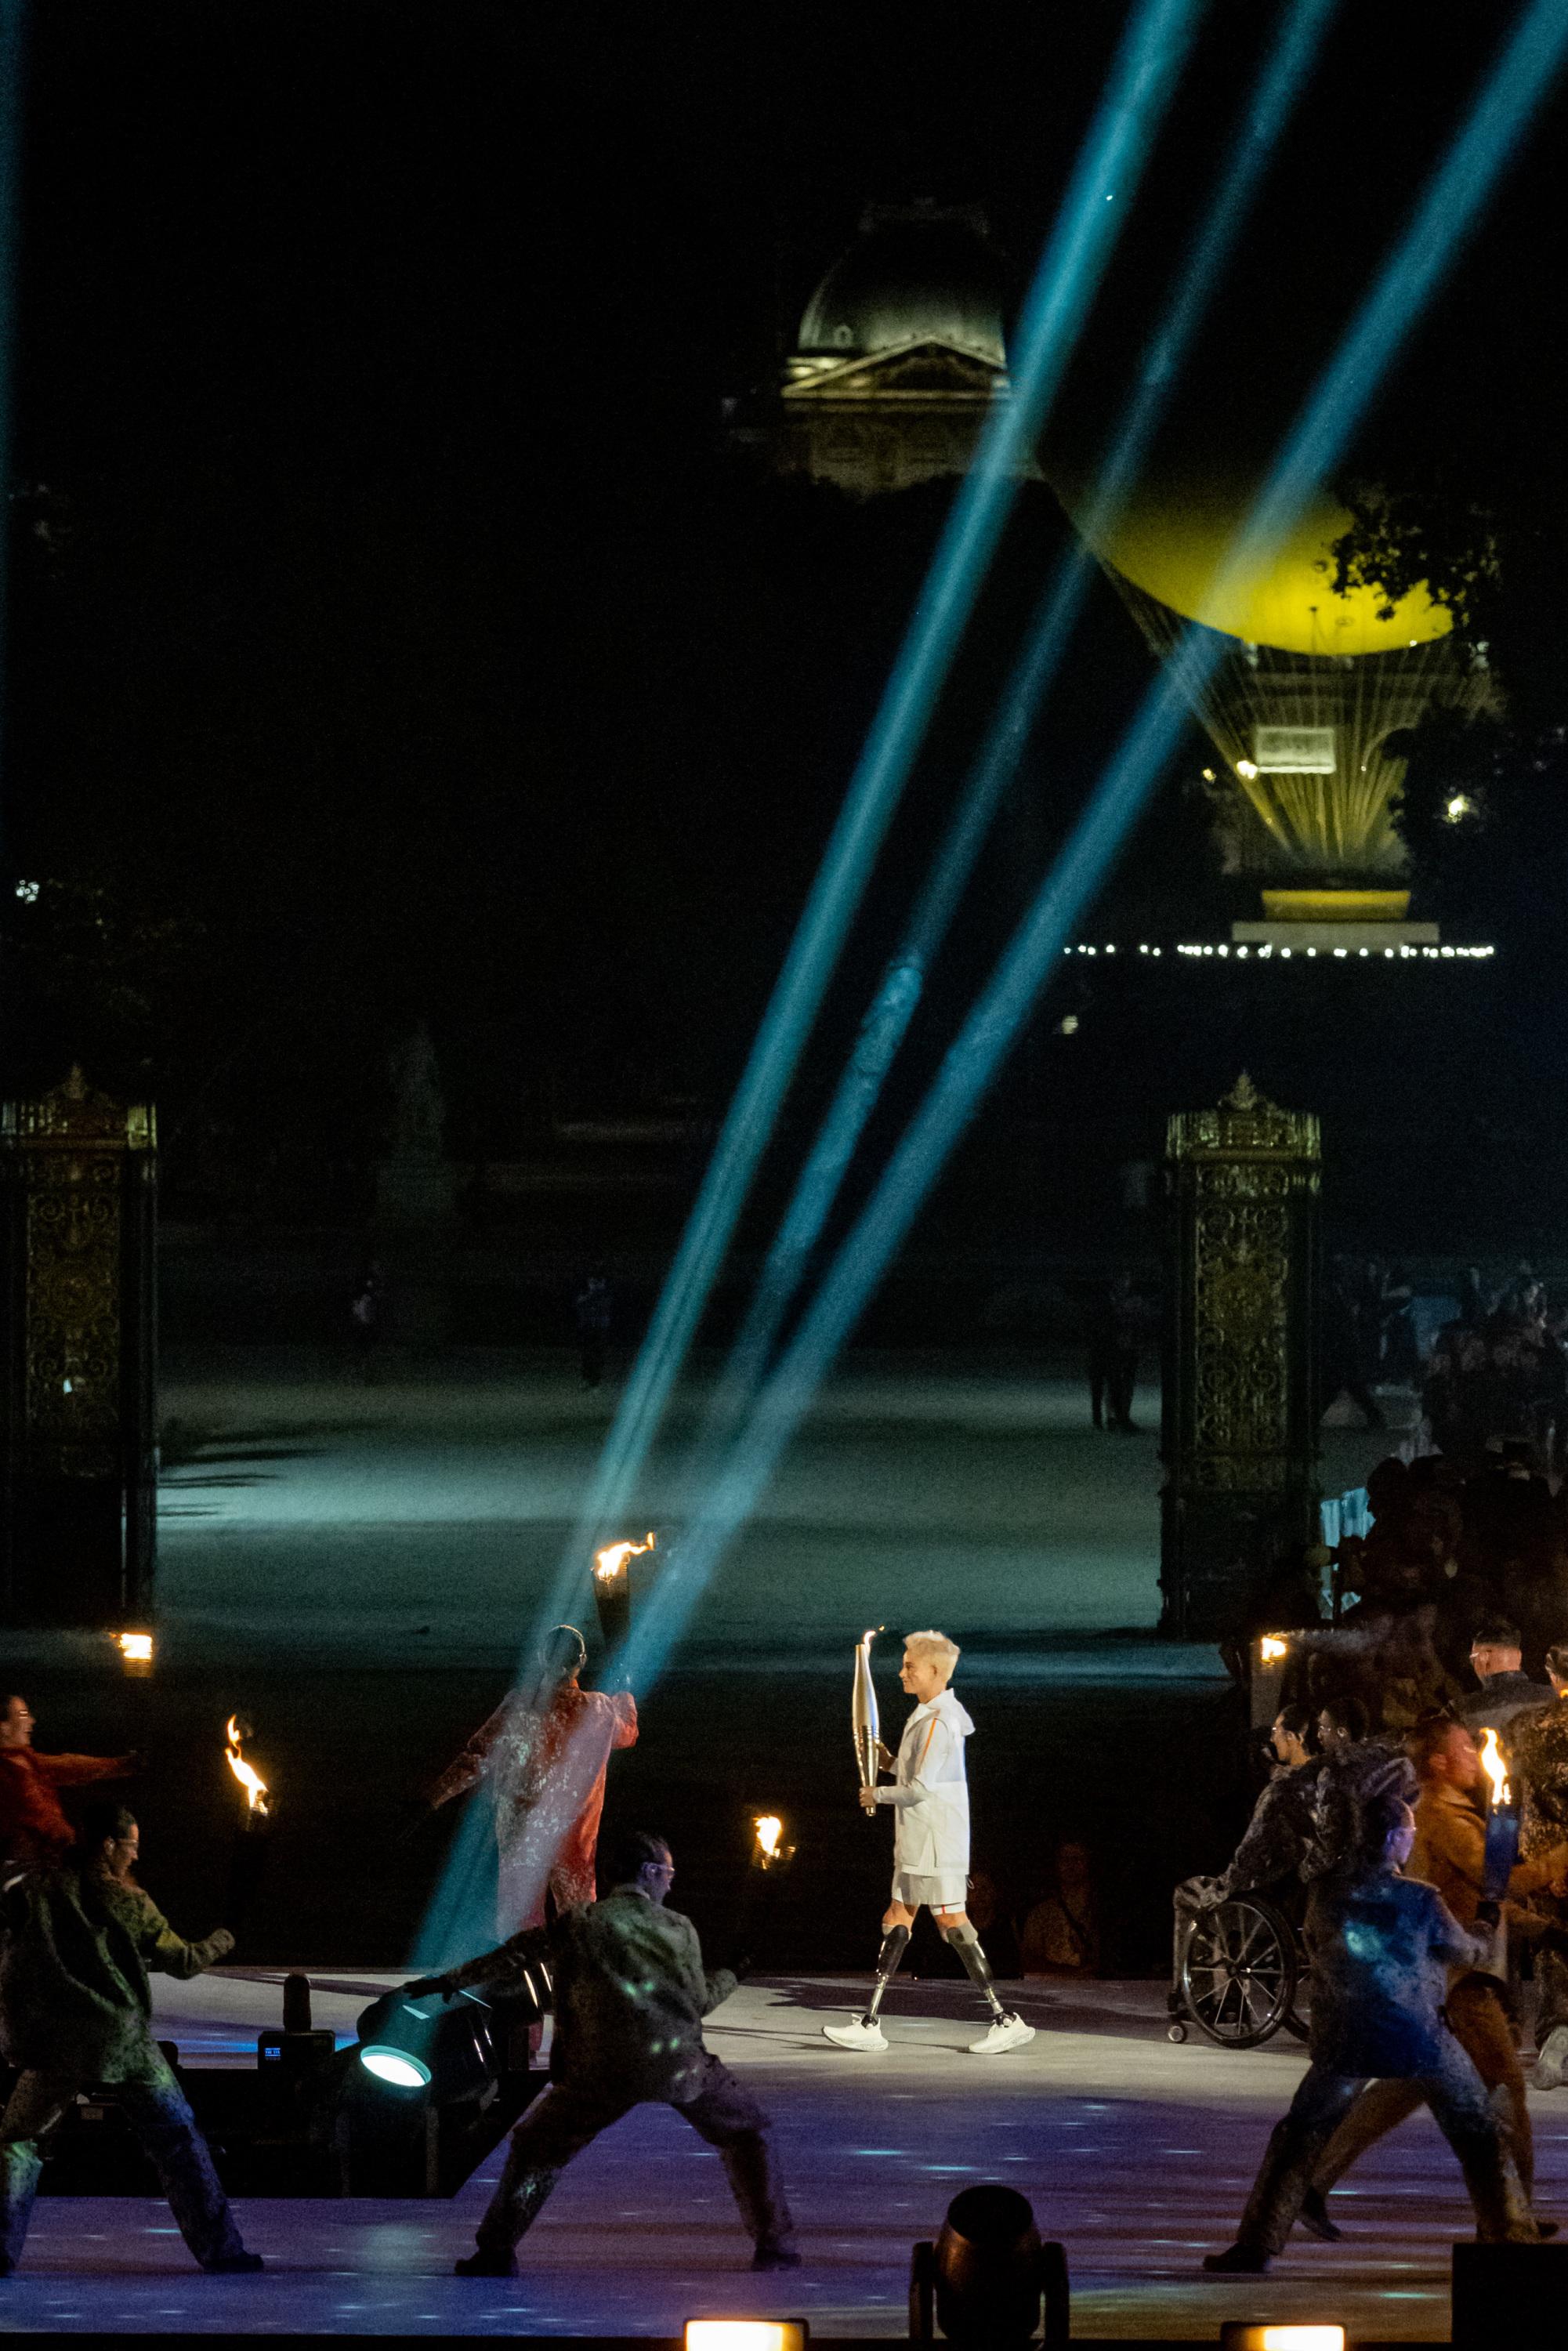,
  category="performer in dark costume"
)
[0,1801,260,2275]
[408,1829,797,2277]
[1203,1788,1535,2271]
